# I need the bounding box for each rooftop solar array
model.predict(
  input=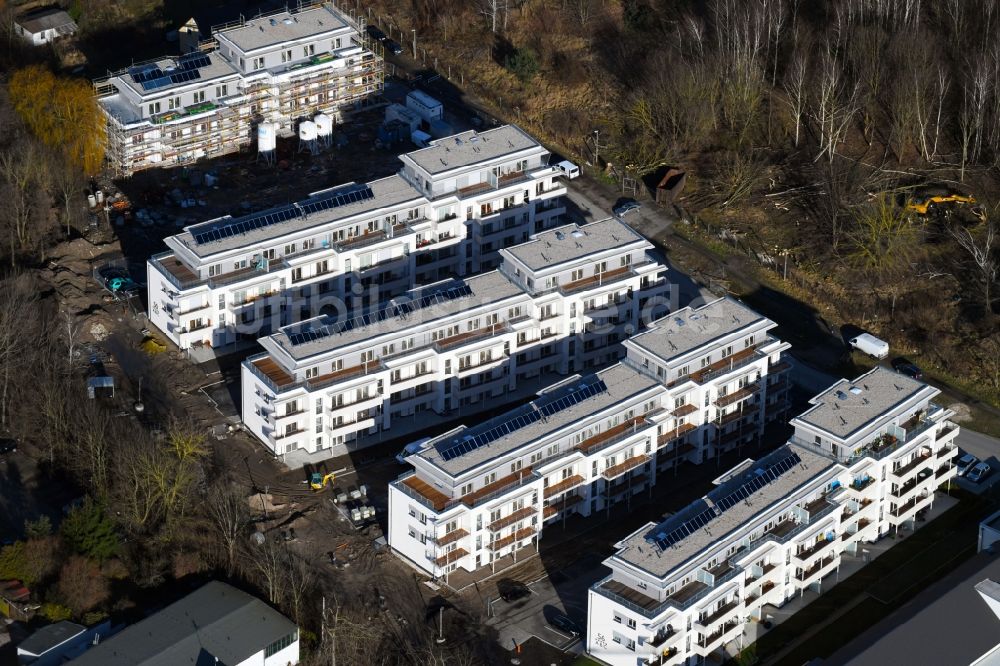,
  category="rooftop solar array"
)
[650,451,803,550]
[285,284,474,347]
[437,378,610,461]
[537,379,608,417]
[130,52,215,91]
[190,185,374,245]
